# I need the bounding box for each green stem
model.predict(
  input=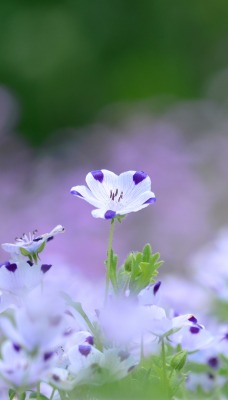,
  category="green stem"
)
[161,338,170,400]
[37,382,41,400]
[105,218,115,302]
